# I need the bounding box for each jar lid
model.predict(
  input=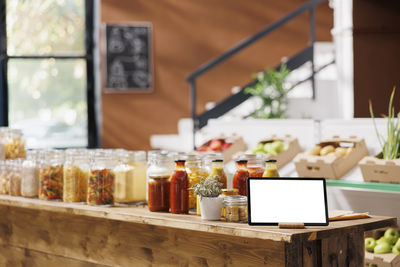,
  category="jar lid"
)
[224,195,247,204]
[265,159,277,163]
[221,188,238,196]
